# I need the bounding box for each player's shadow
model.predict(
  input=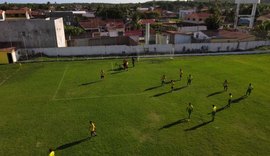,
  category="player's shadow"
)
[79,80,100,86]
[55,136,91,151]
[207,90,225,97]
[144,85,162,91]
[111,70,126,75]
[174,85,188,91]
[152,91,171,97]
[159,118,188,130]
[232,95,247,103]
[184,120,213,131]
